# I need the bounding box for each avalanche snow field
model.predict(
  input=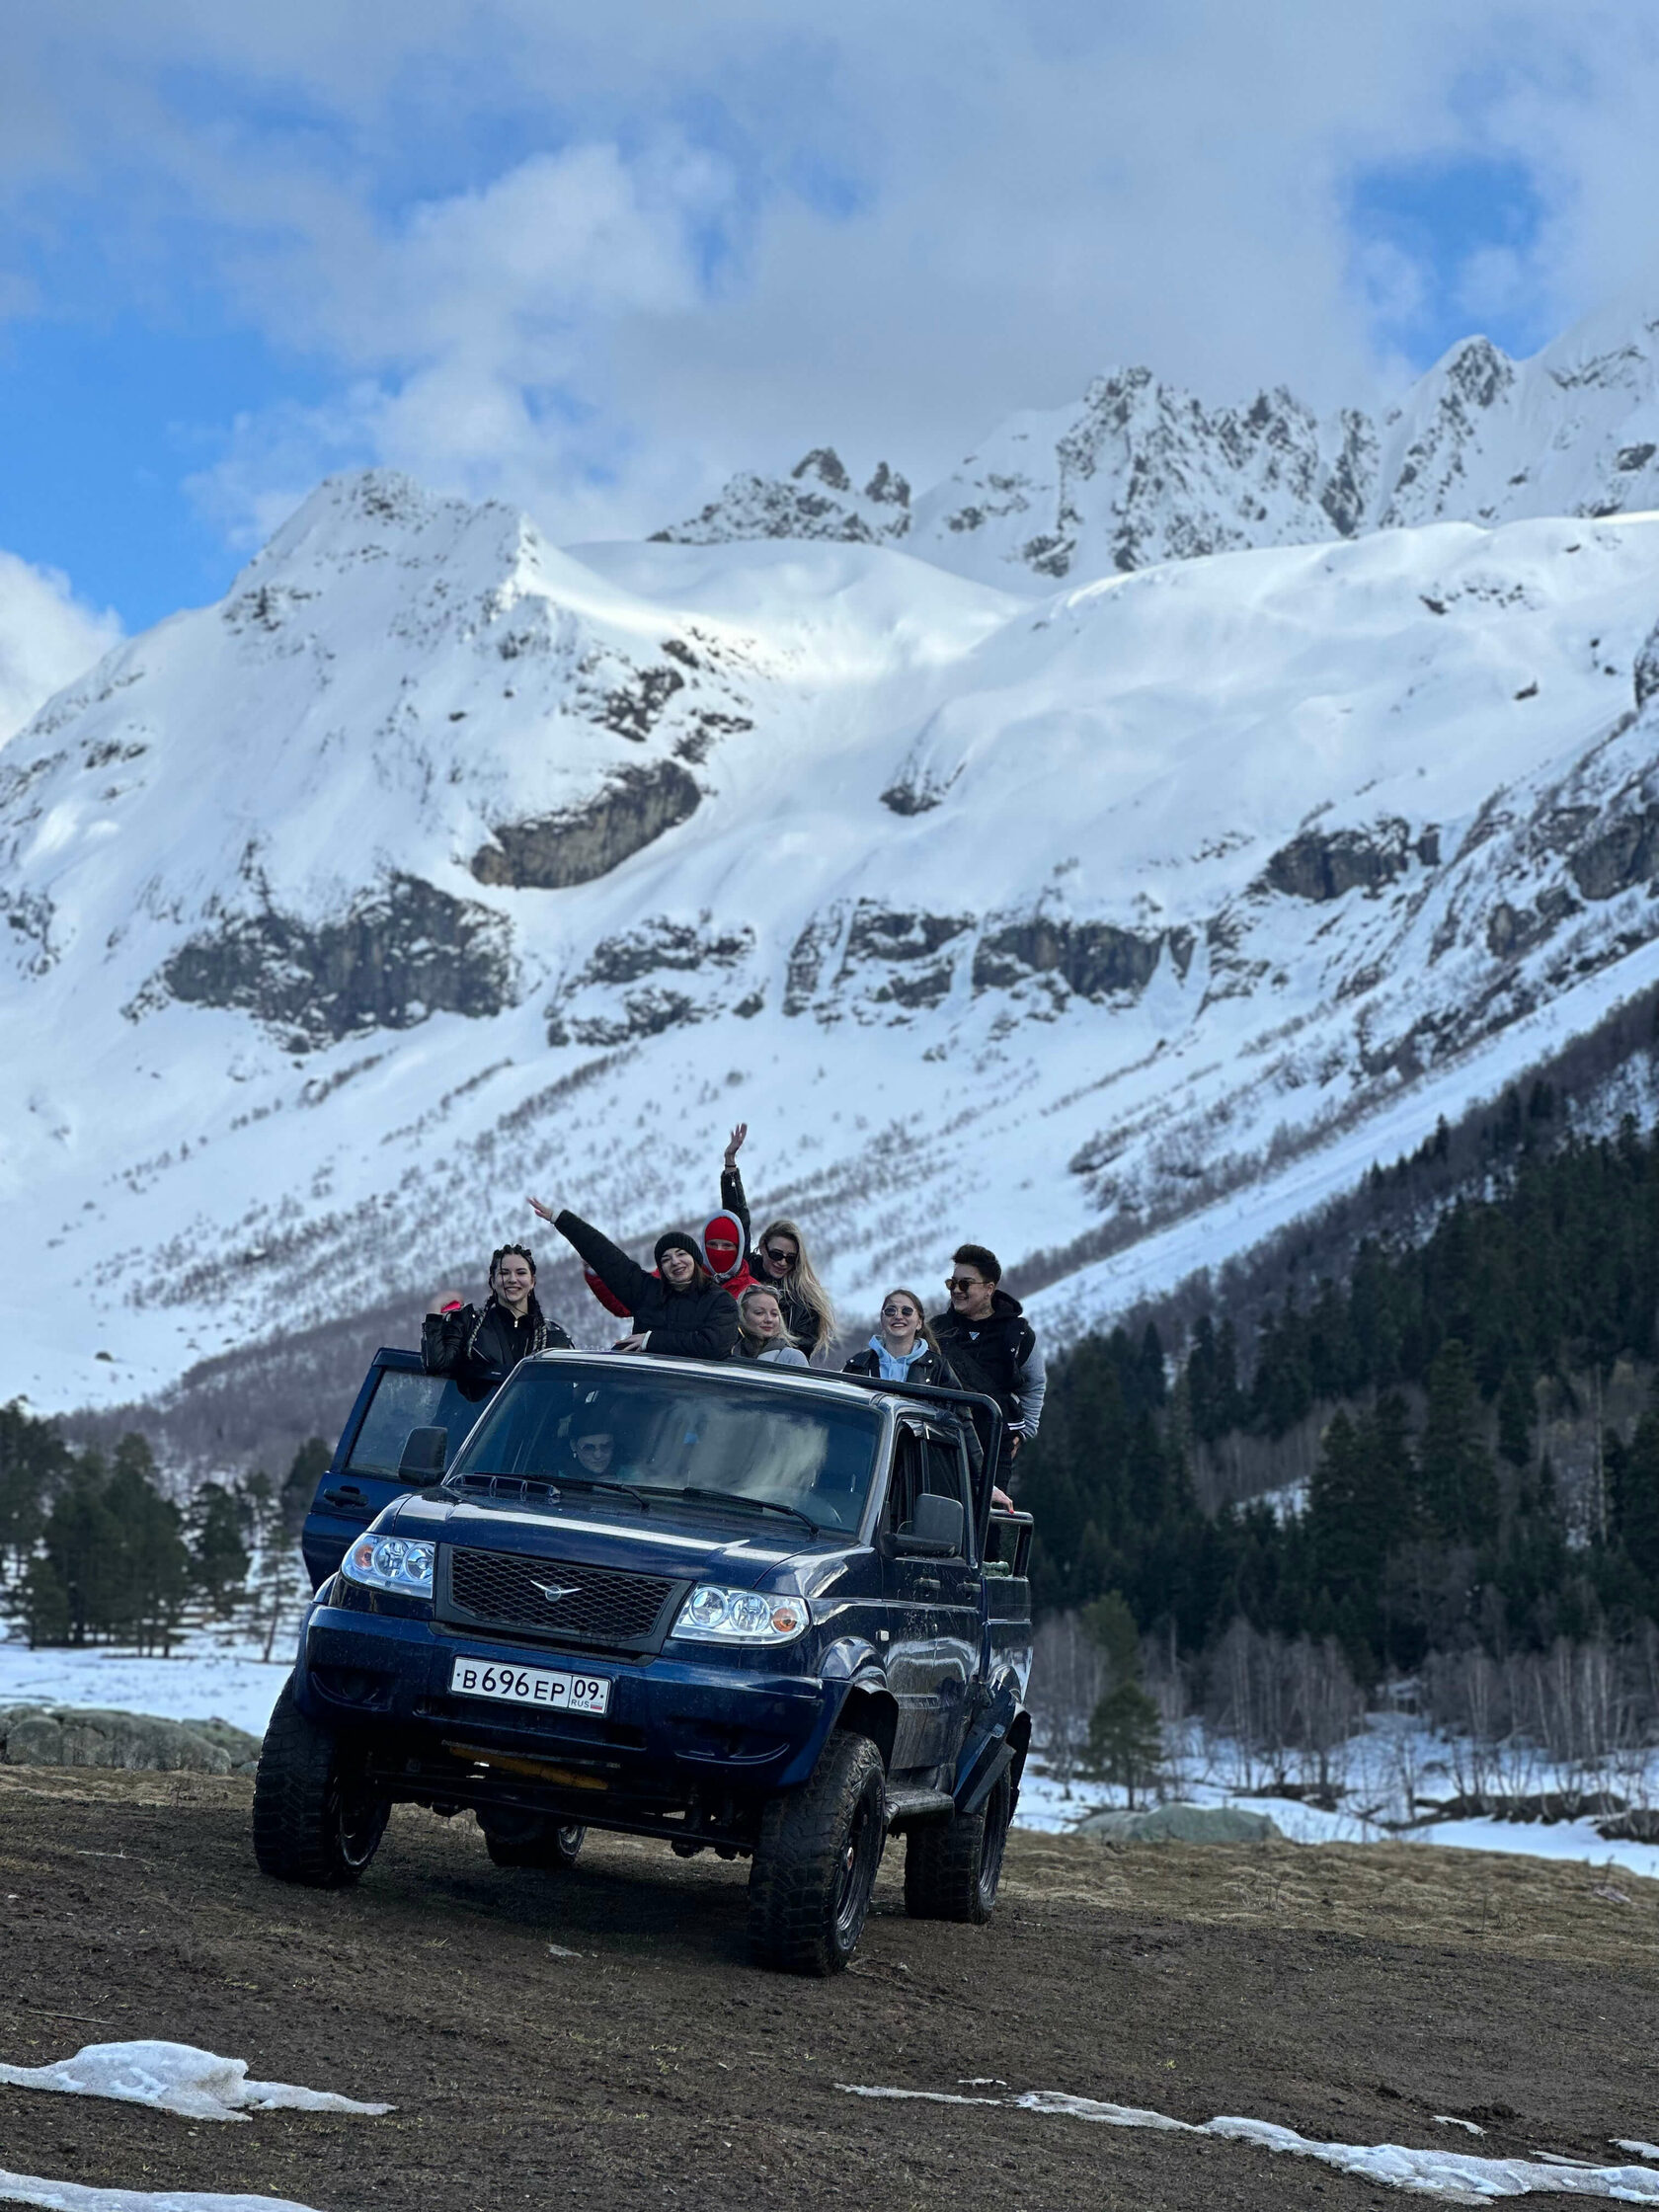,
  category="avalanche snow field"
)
[2,1770,1657,2211]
